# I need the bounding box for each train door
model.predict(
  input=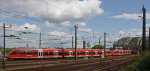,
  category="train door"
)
[95,51,98,56]
[120,50,123,55]
[85,51,89,56]
[53,51,58,58]
[38,49,43,58]
[101,51,104,58]
[129,50,131,54]
[69,51,73,57]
